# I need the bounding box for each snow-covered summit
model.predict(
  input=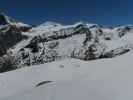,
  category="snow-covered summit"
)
[40,21,62,27]
[0,12,29,28]
[0,12,14,25]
